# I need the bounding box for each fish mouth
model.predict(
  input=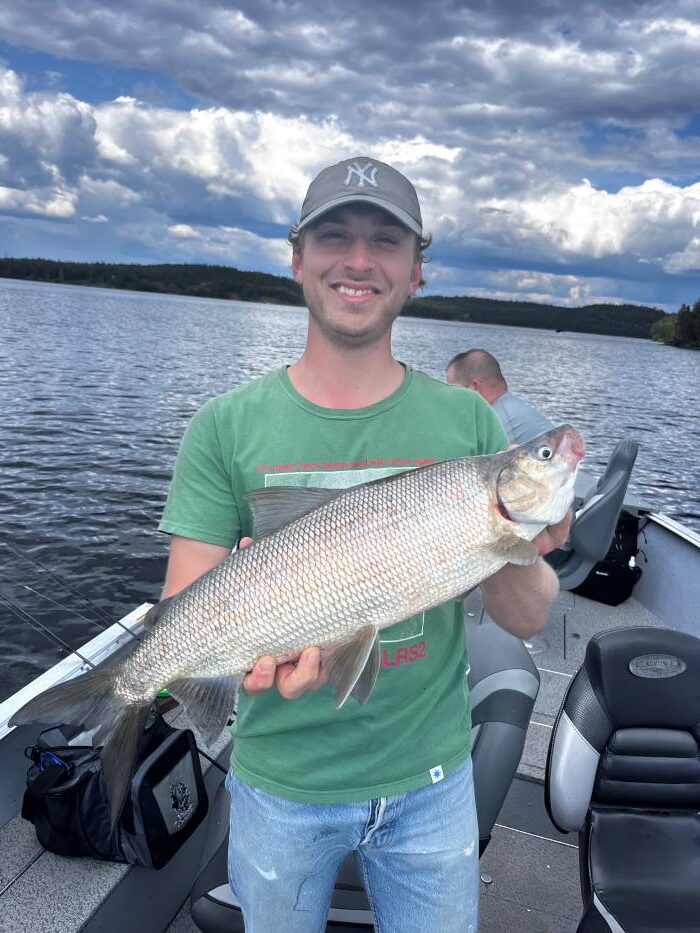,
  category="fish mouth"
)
[496,494,515,522]
[556,425,586,464]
